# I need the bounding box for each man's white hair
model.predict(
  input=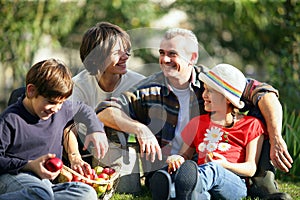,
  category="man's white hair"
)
[163,28,199,64]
